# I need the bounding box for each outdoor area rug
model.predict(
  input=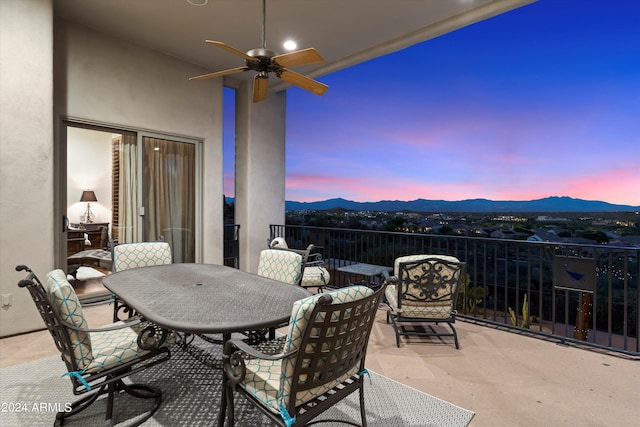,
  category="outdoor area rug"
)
[0,340,474,426]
